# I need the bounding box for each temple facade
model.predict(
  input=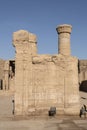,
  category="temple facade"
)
[0,24,87,116]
